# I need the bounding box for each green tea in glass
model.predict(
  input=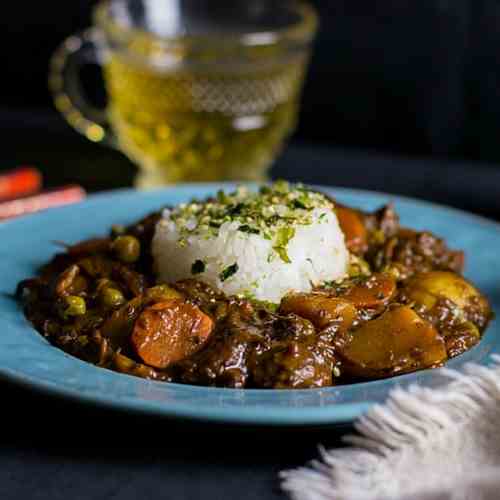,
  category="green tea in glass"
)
[50,0,318,187]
